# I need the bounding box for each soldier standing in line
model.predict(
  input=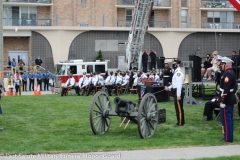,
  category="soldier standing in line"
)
[219,57,237,142]
[21,71,28,92]
[161,61,173,101]
[36,71,43,91]
[43,70,50,91]
[165,60,185,127]
[28,69,35,91]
